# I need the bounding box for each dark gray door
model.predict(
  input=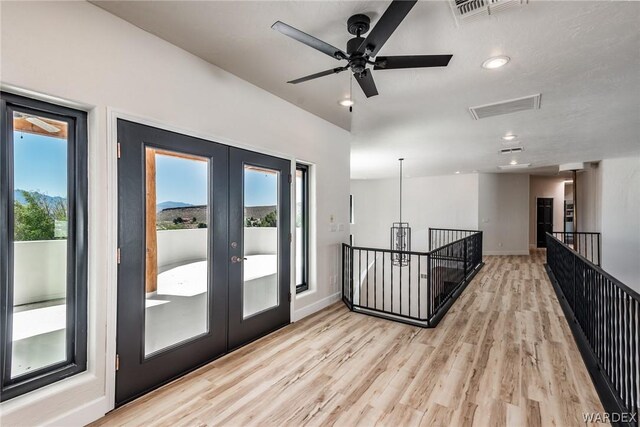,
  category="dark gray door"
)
[116,121,291,405]
[537,197,554,248]
[116,120,228,405]
[228,148,291,350]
